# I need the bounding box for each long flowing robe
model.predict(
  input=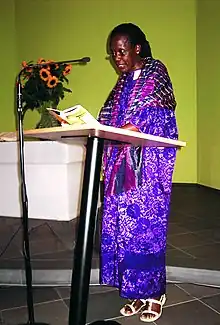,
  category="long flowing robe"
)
[98,57,178,300]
